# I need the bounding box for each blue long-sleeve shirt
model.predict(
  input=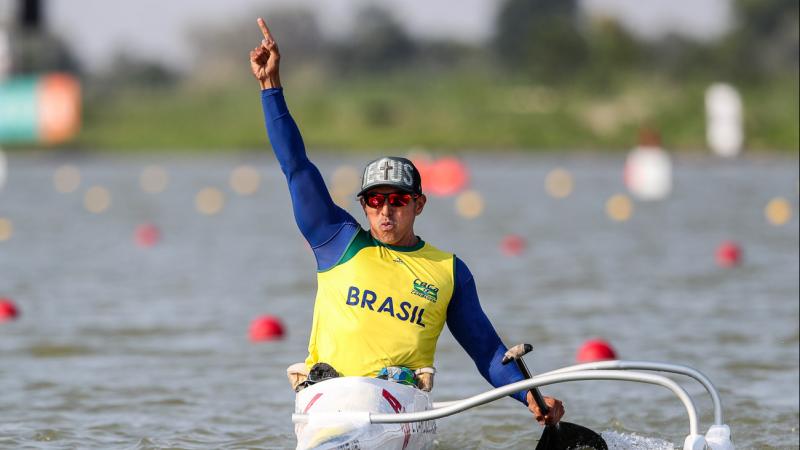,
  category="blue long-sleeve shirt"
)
[261,88,527,404]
